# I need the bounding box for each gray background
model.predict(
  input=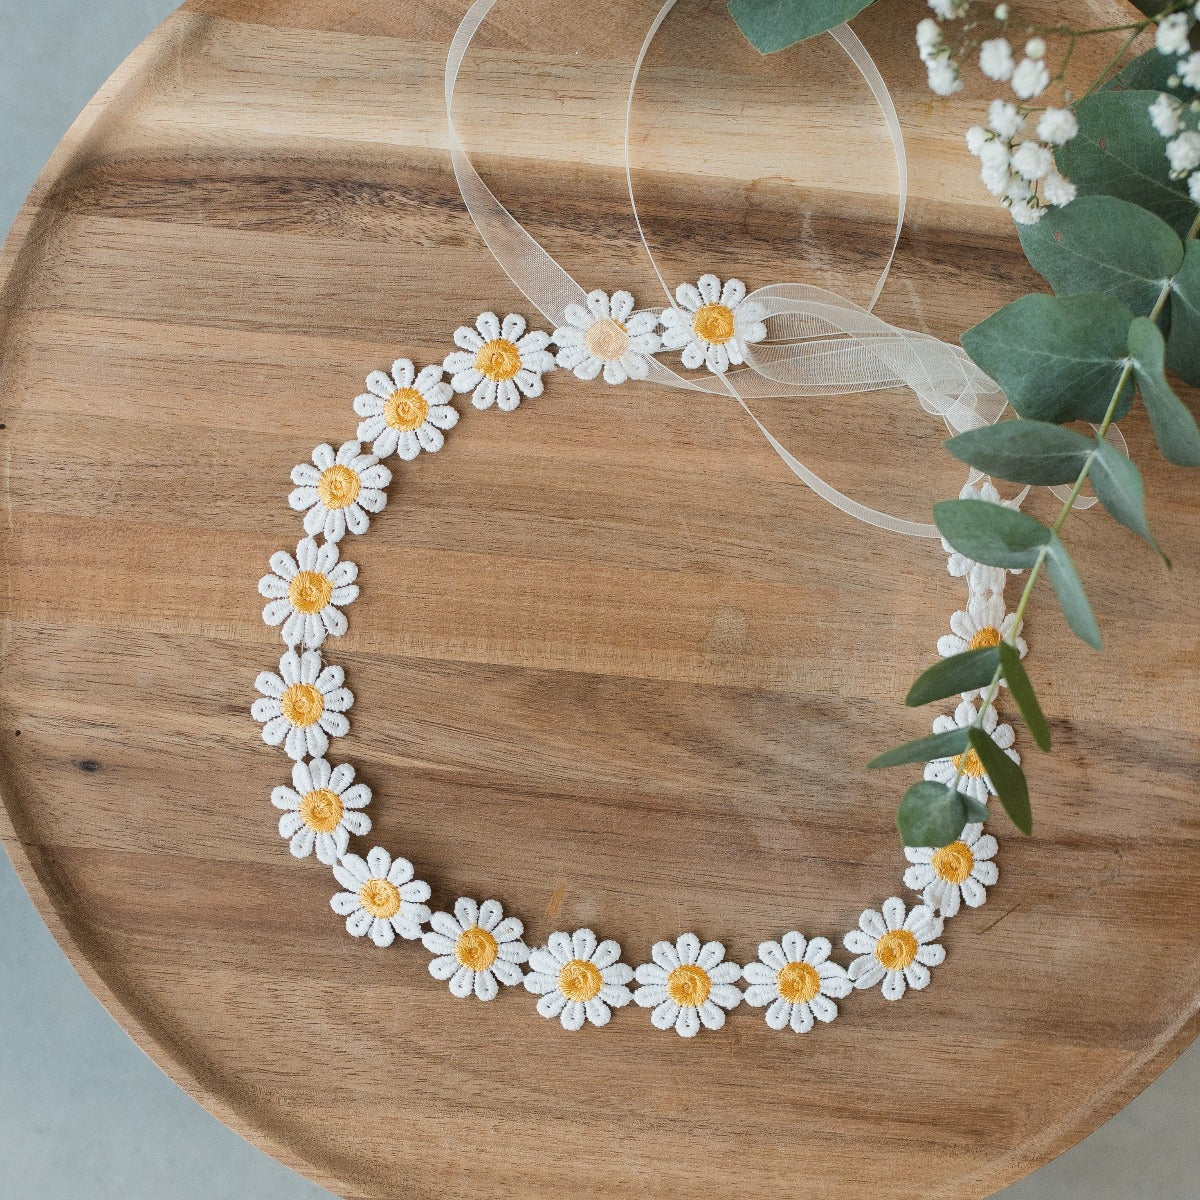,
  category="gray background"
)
[1,2,1196,1196]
